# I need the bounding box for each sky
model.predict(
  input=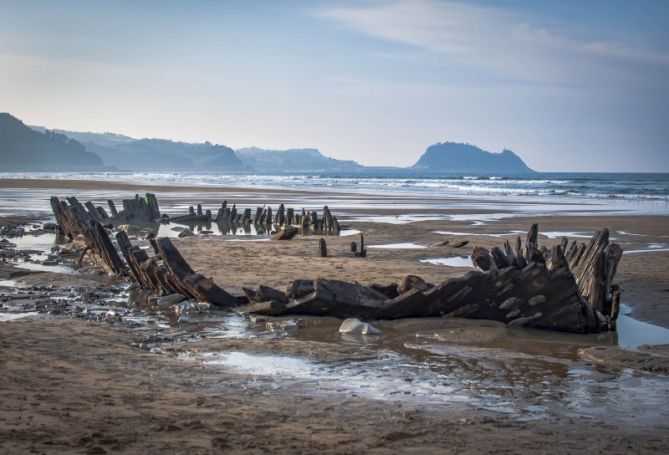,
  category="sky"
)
[1,0,668,171]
